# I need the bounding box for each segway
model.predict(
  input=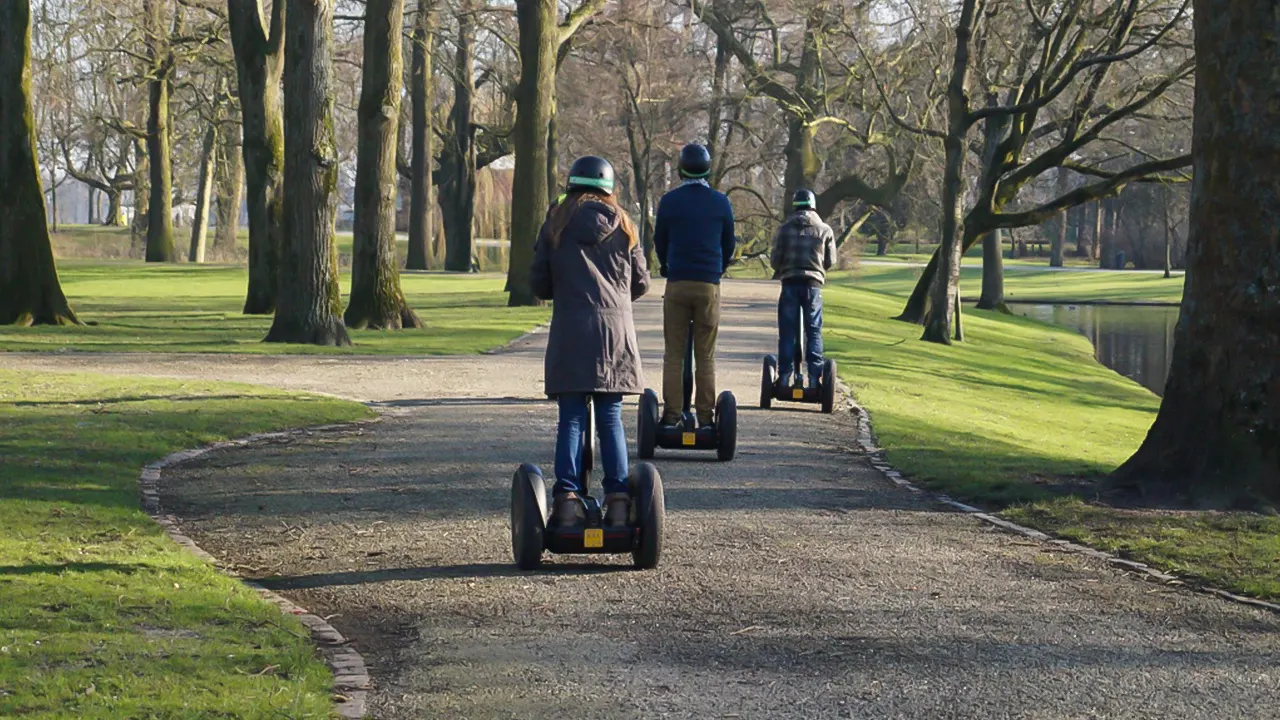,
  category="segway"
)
[510,396,665,570]
[760,306,837,414]
[636,321,737,462]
